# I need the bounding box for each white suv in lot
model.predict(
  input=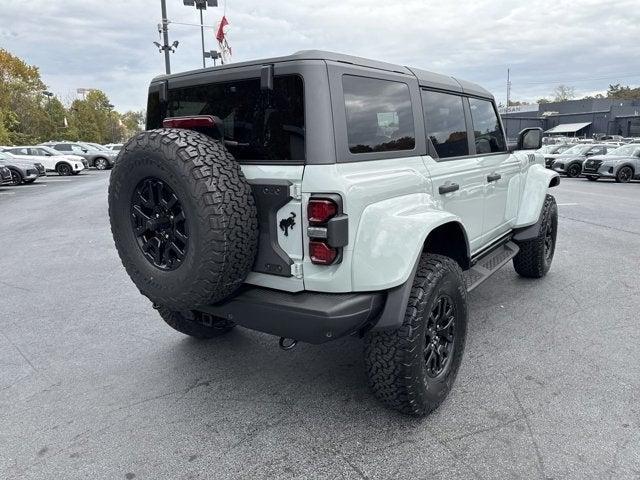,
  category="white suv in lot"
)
[3,146,85,175]
[108,51,559,416]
